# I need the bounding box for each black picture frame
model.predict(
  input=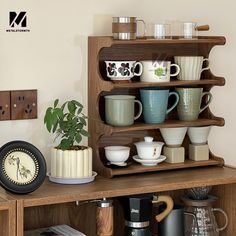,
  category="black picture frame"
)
[0,140,46,194]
